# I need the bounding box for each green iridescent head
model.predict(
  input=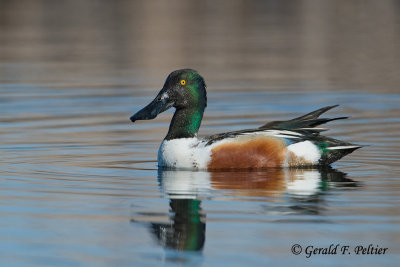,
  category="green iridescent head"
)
[130,69,207,140]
